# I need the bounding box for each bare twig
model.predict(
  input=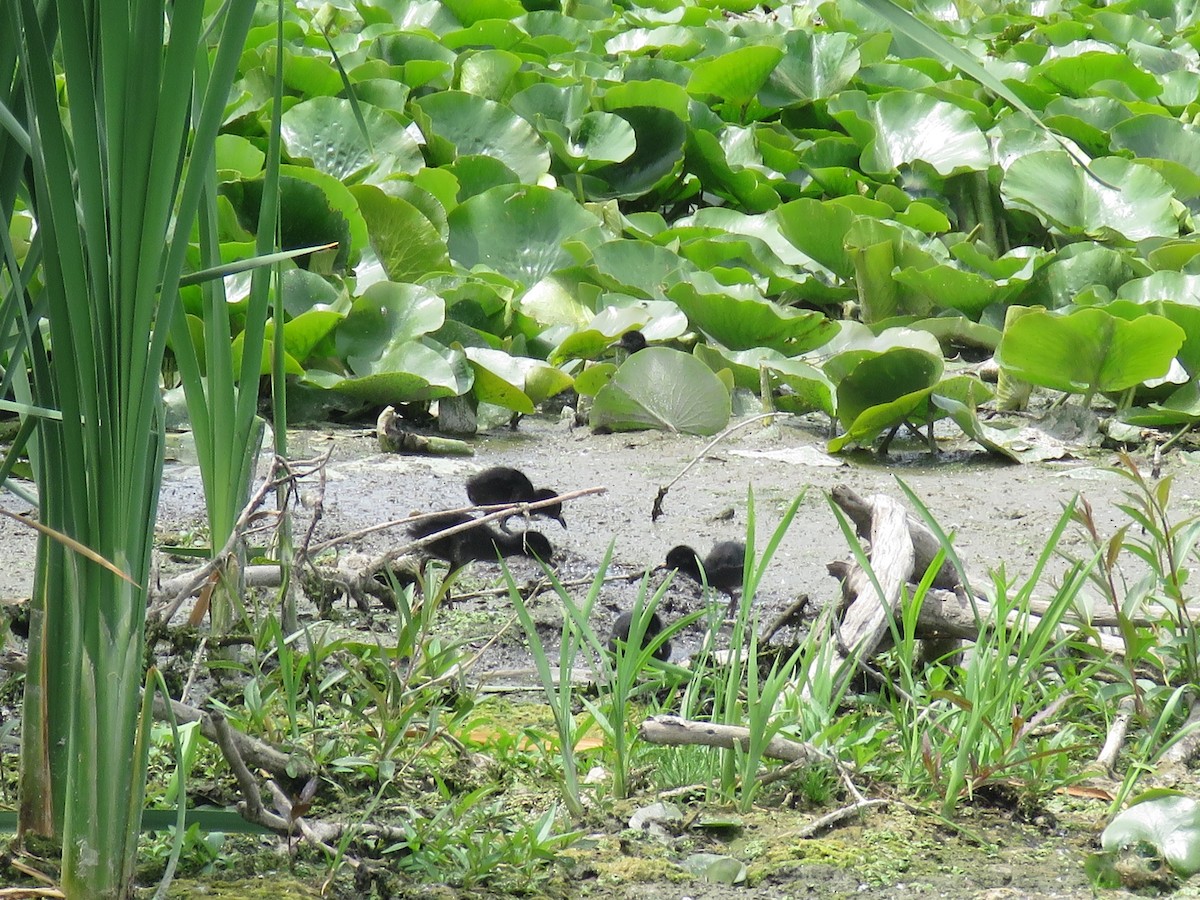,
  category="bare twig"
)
[791,798,890,838]
[651,413,789,521]
[638,714,821,764]
[210,711,268,822]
